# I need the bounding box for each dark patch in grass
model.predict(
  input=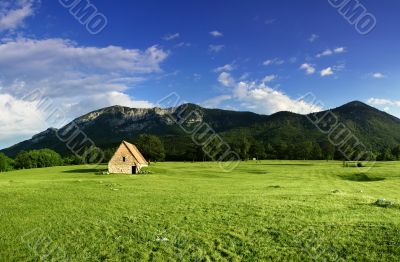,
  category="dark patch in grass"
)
[248,171,269,174]
[268,185,281,188]
[259,163,314,166]
[372,198,397,209]
[62,169,104,174]
[339,173,385,182]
